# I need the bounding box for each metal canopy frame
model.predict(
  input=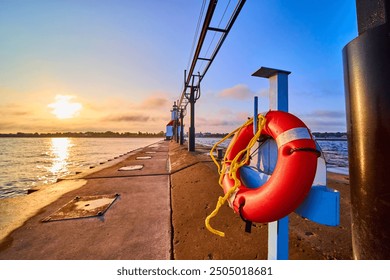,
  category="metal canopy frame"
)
[171,0,247,151]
